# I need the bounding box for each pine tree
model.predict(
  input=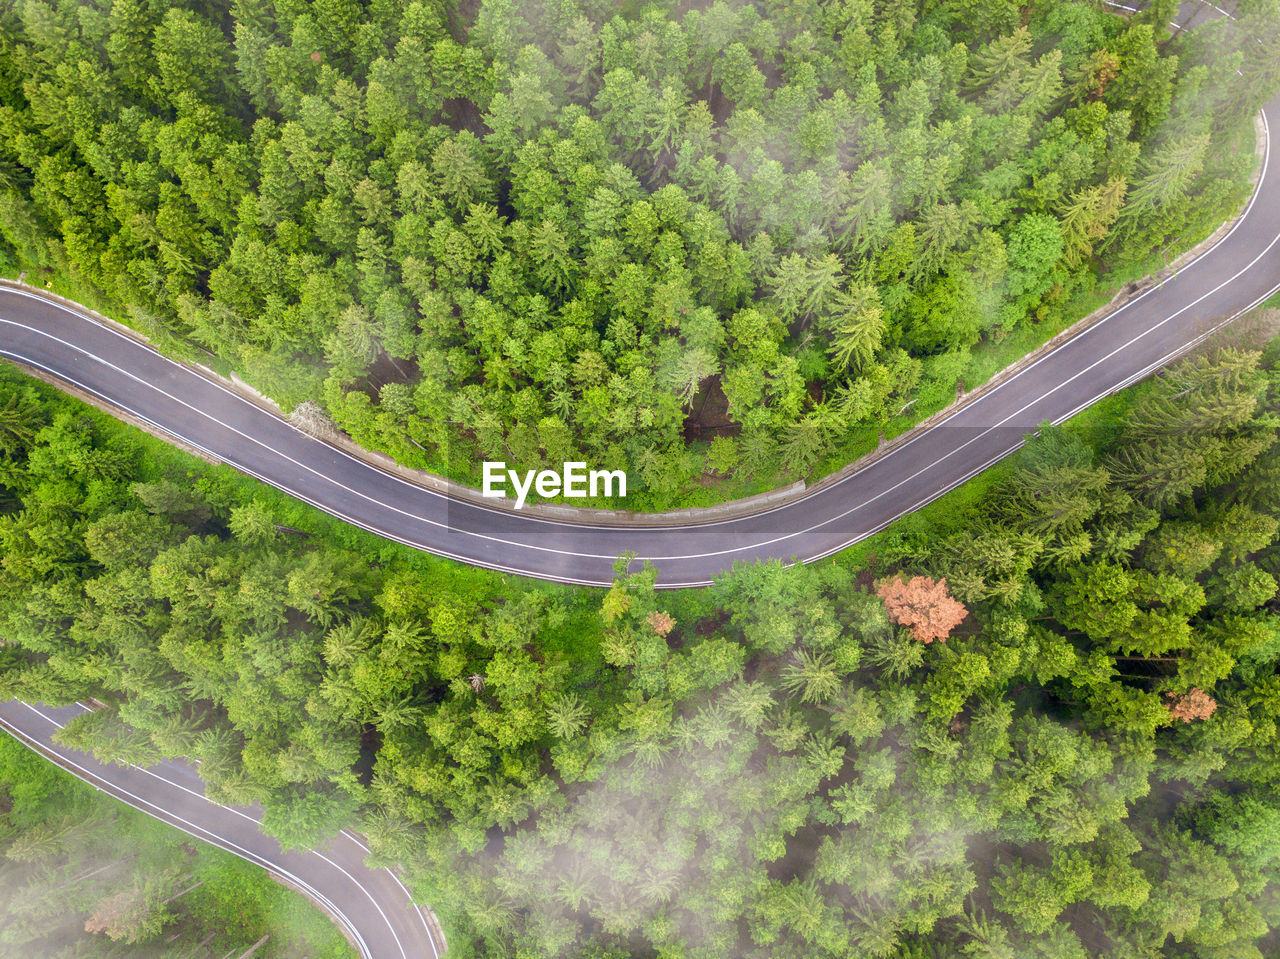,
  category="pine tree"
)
[834,162,893,254]
[547,694,590,740]
[1058,177,1127,267]
[1106,439,1206,508]
[911,202,966,280]
[0,390,45,457]
[781,649,841,704]
[768,253,846,324]
[432,133,491,211]
[1113,133,1210,243]
[967,27,1033,111]
[827,284,885,372]
[530,219,575,293]
[781,415,834,476]
[664,348,719,406]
